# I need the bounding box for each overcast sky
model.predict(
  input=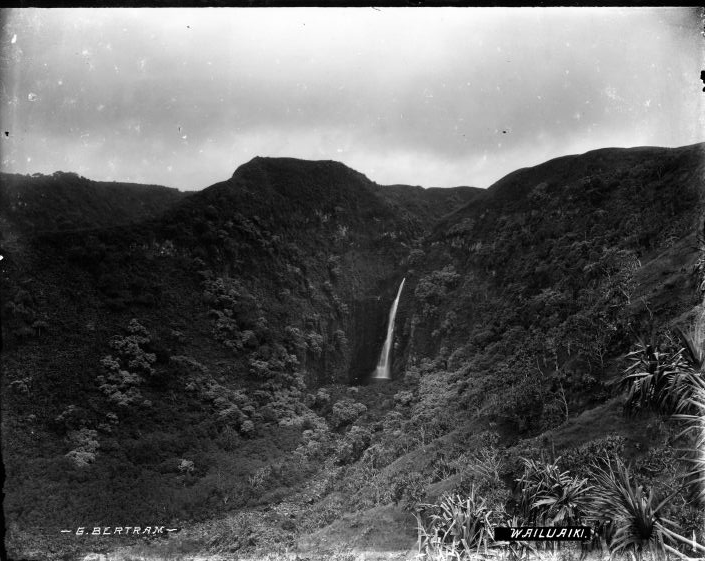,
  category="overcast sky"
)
[1,7,702,190]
